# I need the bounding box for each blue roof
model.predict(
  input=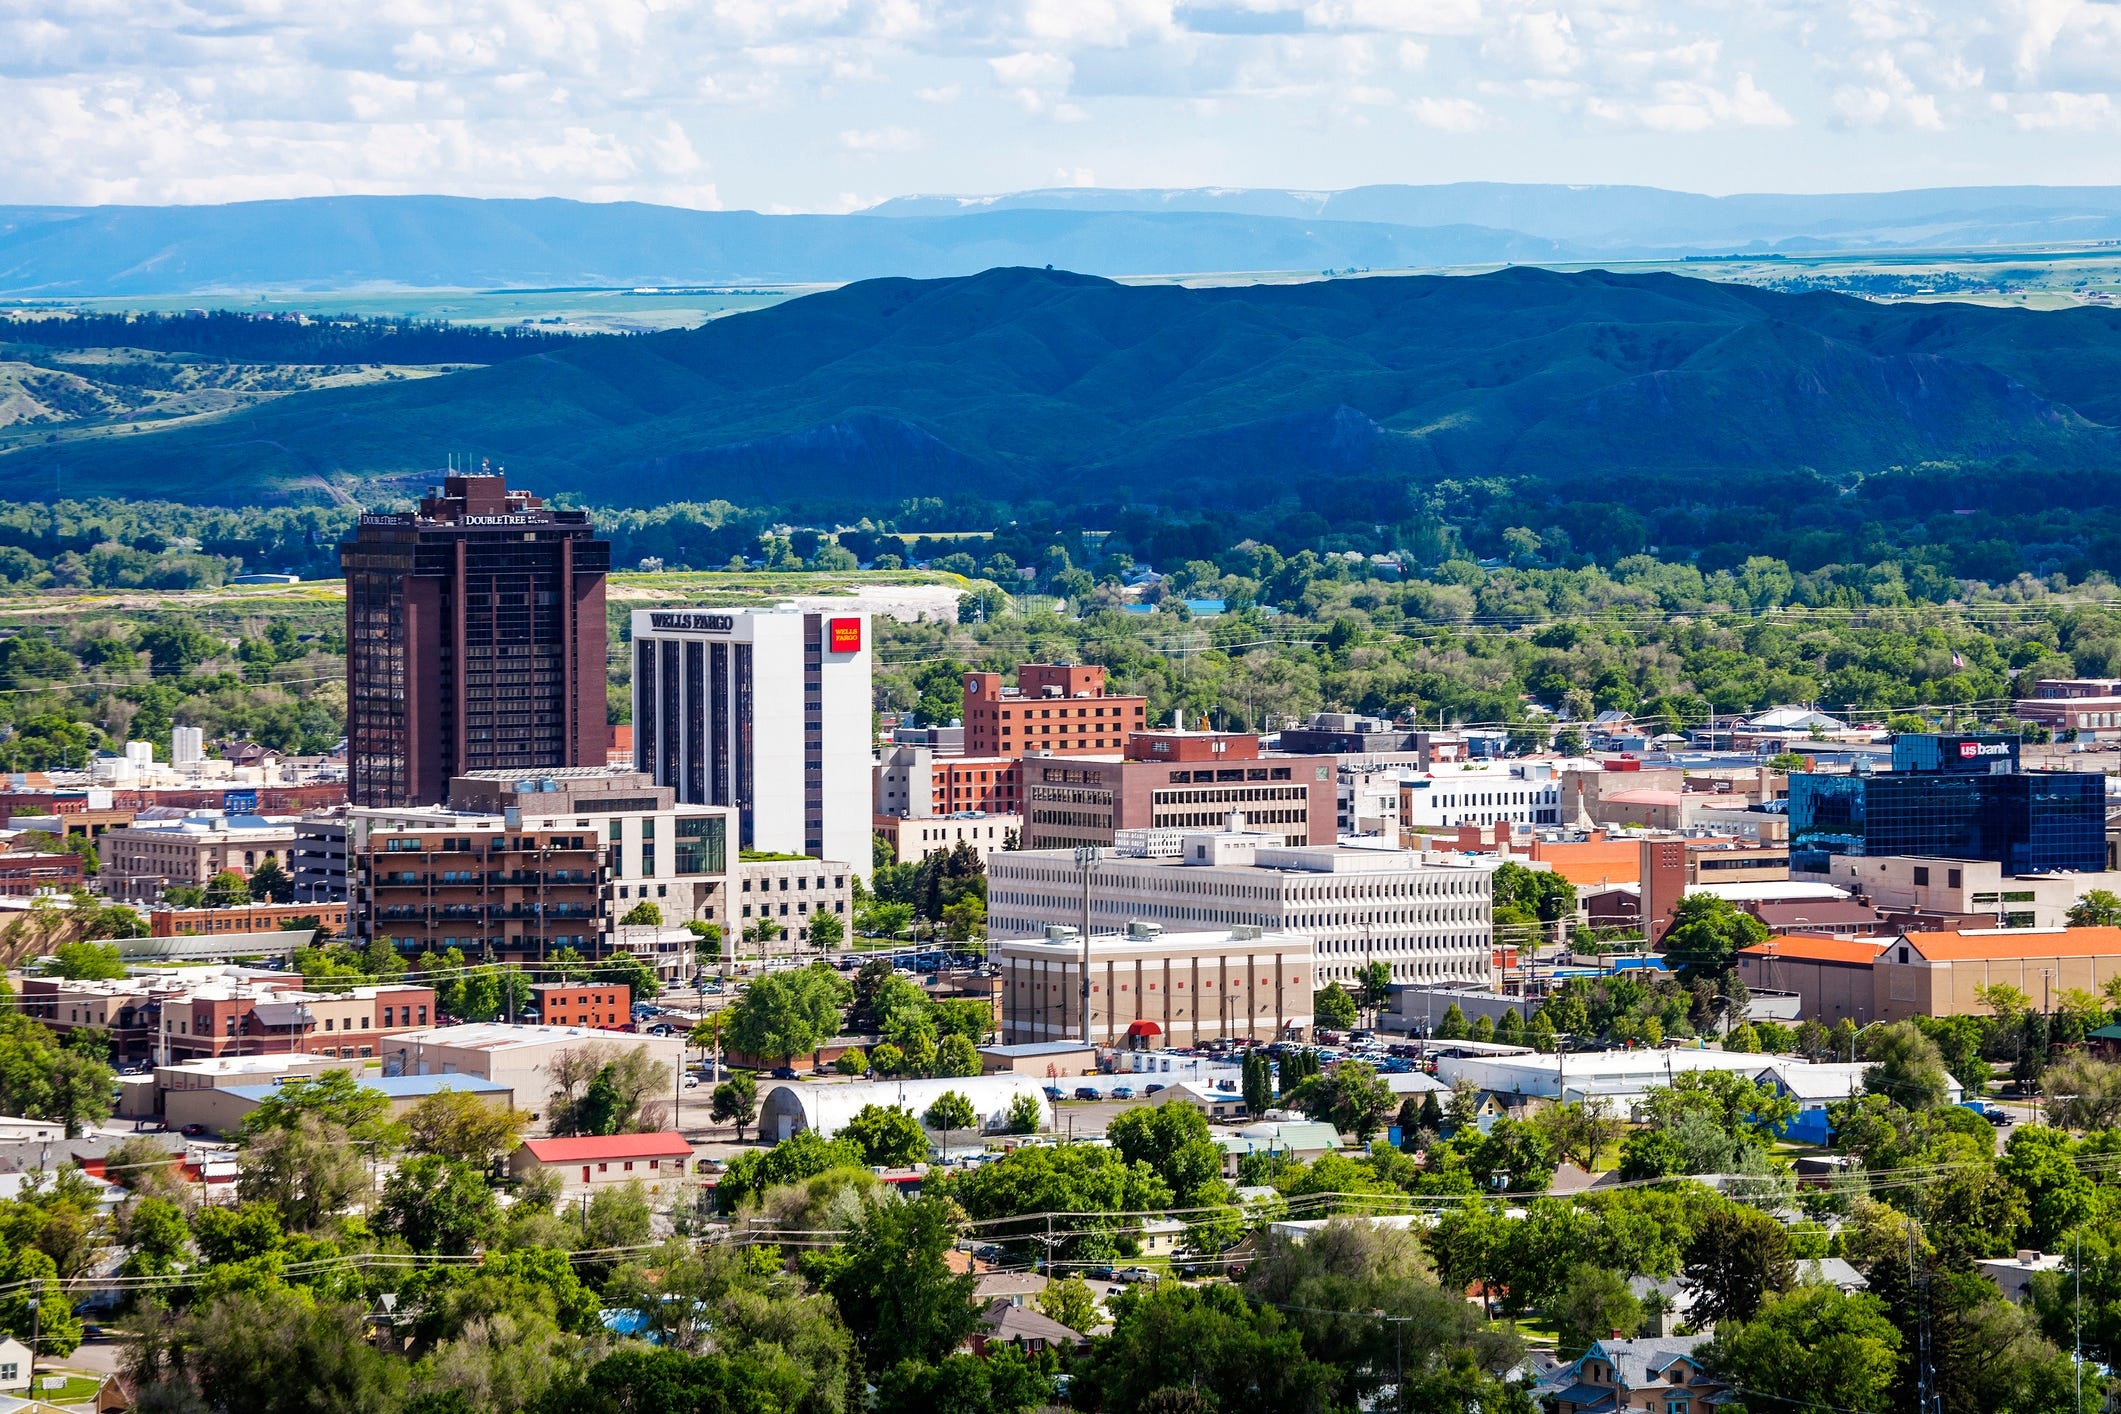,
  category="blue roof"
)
[224,1075,510,1103]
